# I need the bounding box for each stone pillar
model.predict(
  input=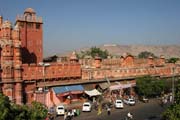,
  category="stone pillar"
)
[15,82,22,104]
[13,25,23,105]
[3,84,14,101]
